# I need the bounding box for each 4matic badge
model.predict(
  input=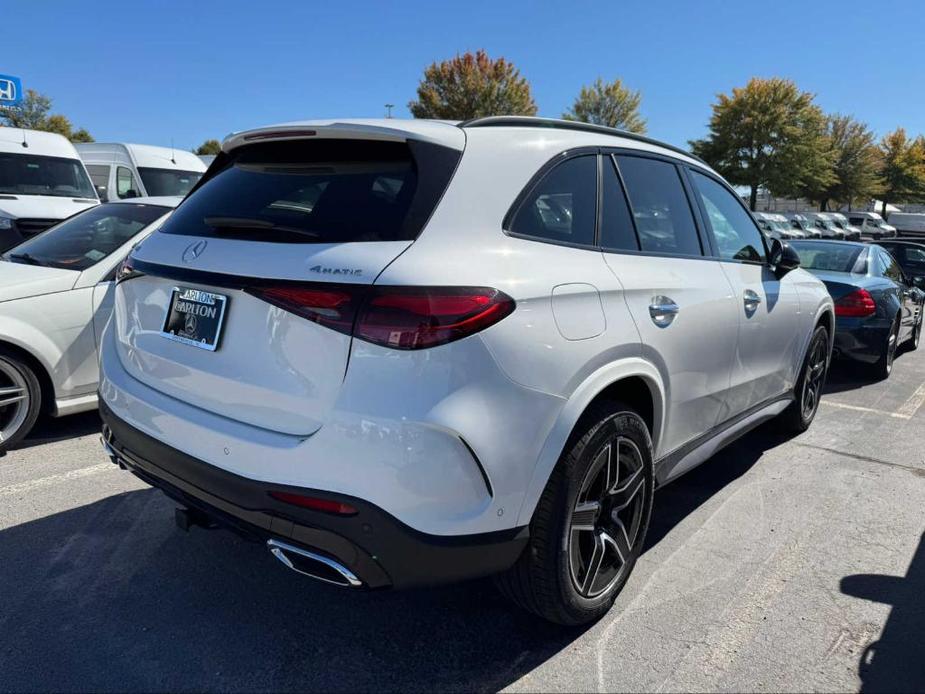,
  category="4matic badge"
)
[309,265,363,277]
